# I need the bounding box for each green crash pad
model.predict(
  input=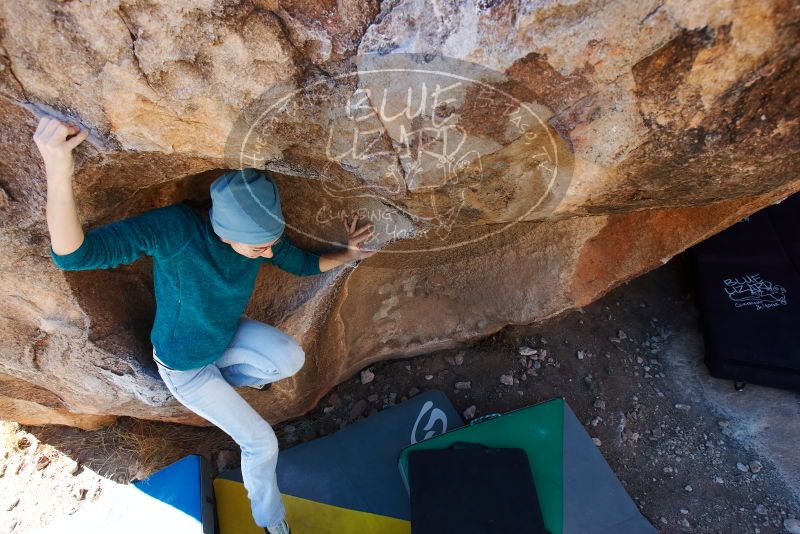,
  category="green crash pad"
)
[398,398,656,534]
